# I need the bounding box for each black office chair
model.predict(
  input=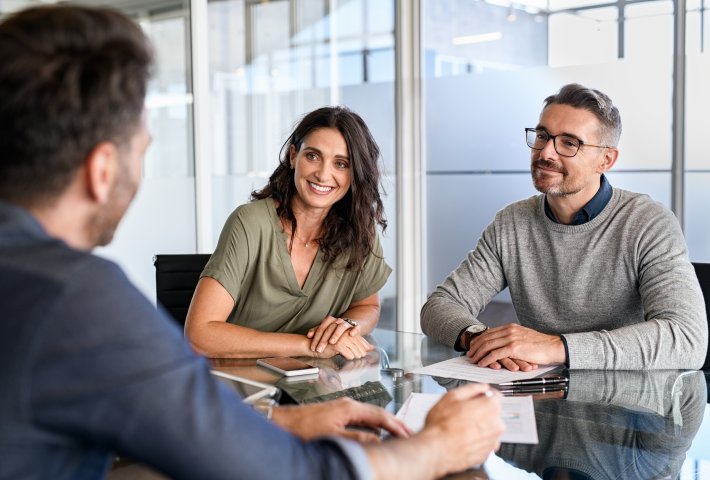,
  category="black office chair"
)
[153,254,211,326]
[692,262,710,371]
